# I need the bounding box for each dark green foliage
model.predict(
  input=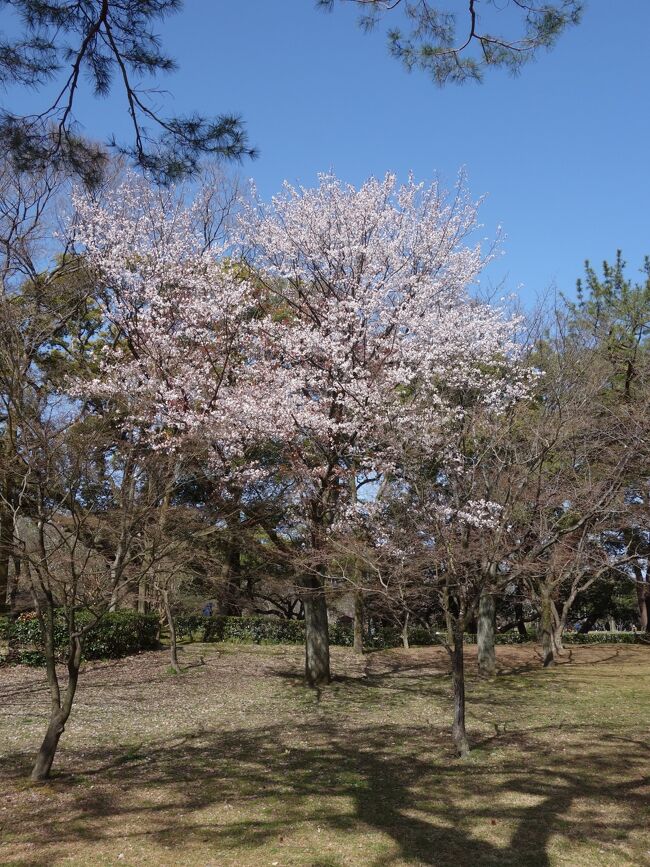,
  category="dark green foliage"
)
[9,610,159,665]
[569,251,650,399]
[320,1,582,85]
[563,631,640,645]
[200,616,643,649]
[0,614,11,640]
[203,615,306,645]
[175,614,205,640]
[0,0,256,183]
